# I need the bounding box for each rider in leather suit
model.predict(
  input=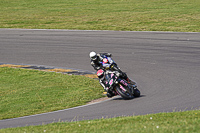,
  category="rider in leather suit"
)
[90,51,137,97]
[89,51,131,82]
[97,69,118,98]
[89,51,112,71]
